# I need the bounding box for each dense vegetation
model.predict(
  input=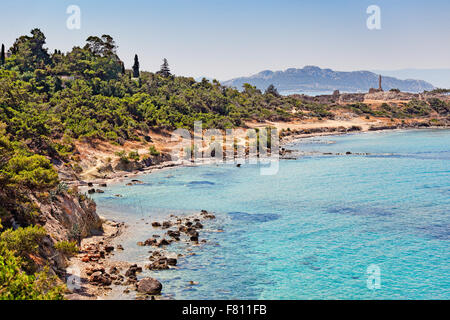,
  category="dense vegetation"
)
[0,29,448,300]
[0,28,303,300]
